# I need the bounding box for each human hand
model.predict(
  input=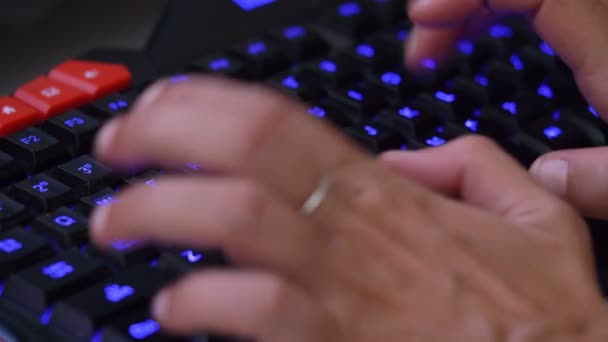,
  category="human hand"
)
[405,0,608,219]
[89,77,608,341]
